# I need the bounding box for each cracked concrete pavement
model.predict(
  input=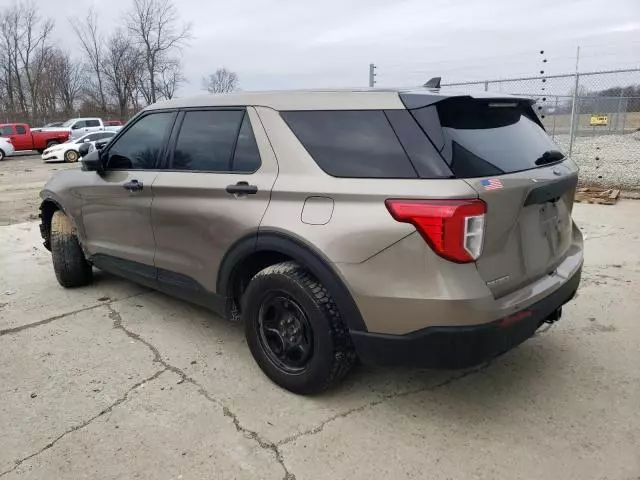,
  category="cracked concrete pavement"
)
[1,197,639,479]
